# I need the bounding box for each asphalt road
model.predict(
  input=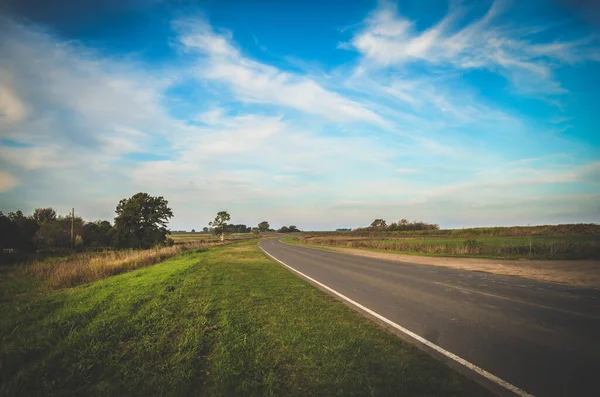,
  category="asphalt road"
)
[259,239,600,397]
